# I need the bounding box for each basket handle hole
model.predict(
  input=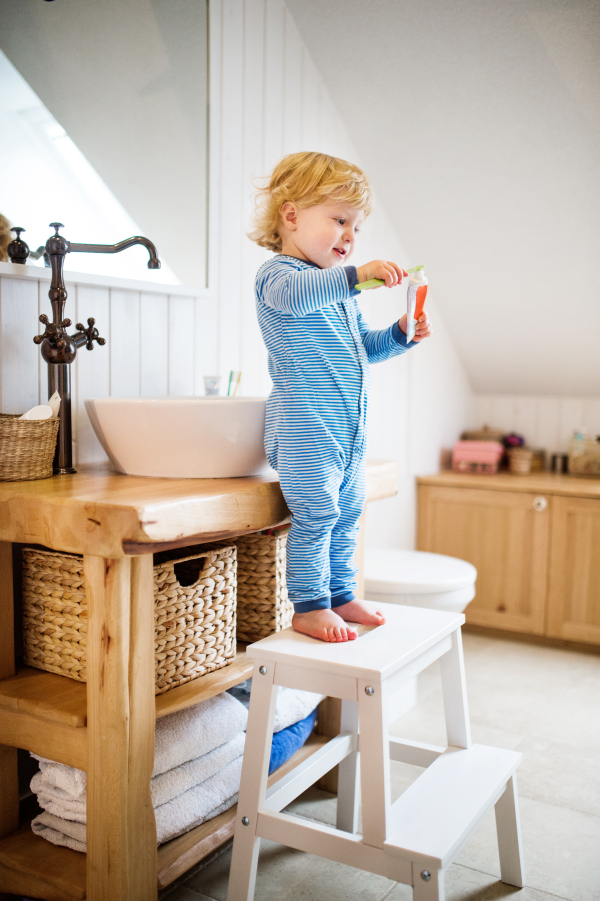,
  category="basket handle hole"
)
[173,559,205,587]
